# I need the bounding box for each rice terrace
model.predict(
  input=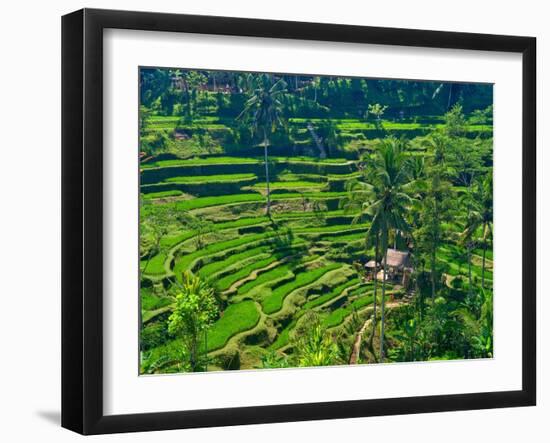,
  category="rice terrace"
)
[139,68,494,374]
